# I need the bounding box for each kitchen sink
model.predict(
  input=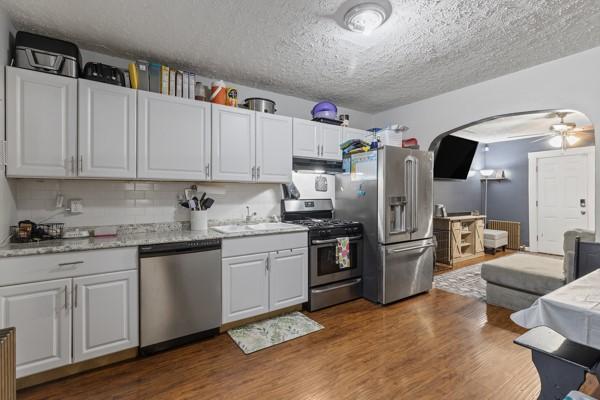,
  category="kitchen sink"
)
[210,222,297,233]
